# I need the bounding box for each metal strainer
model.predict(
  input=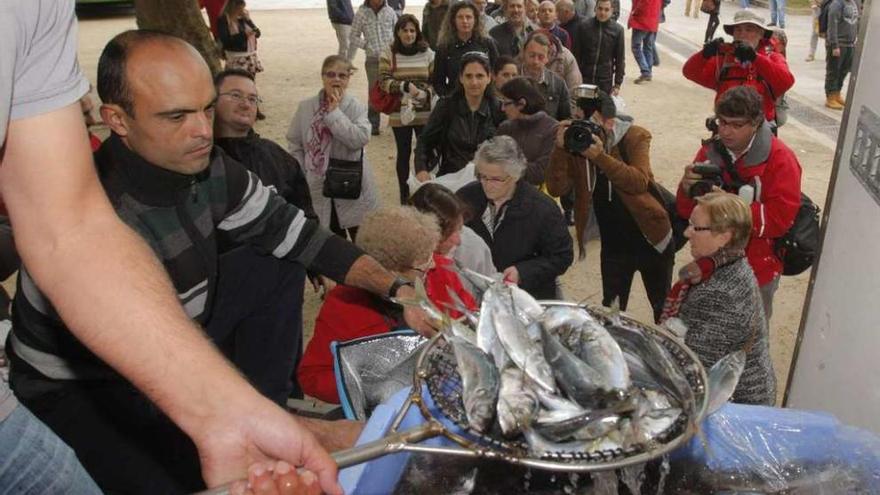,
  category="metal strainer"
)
[196,303,708,494]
